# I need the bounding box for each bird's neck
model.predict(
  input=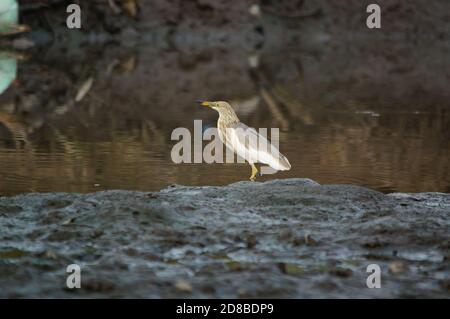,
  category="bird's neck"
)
[218,108,240,126]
